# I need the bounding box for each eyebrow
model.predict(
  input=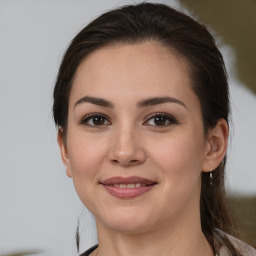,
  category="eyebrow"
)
[74,96,187,109]
[137,97,187,109]
[74,96,114,108]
